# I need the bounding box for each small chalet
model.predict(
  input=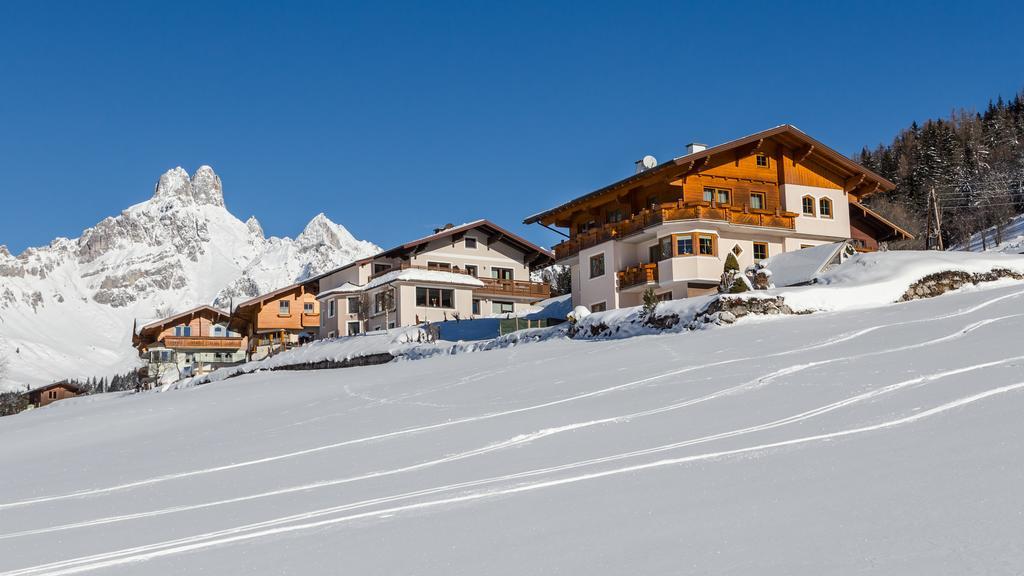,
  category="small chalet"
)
[524,124,913,311]
[229,280,321,359]
[133,305,246,381]
[314,220,554,338]
[25,381,83,408]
